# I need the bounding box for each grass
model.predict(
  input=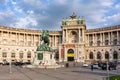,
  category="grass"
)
[109,75,120,80]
